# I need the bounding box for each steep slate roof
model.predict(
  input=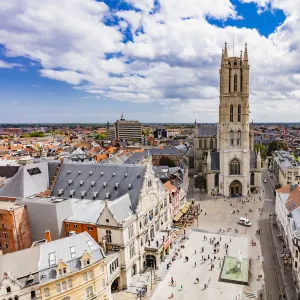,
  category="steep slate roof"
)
[48,160,60,183]
[0,165,20,178]
[0,232,104,286]
[51,162,146,211]
[149,146,181,156]
[0,162,49,198]
[197,125,217,137]
[211,152,220,171]
[124,151,147,164]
